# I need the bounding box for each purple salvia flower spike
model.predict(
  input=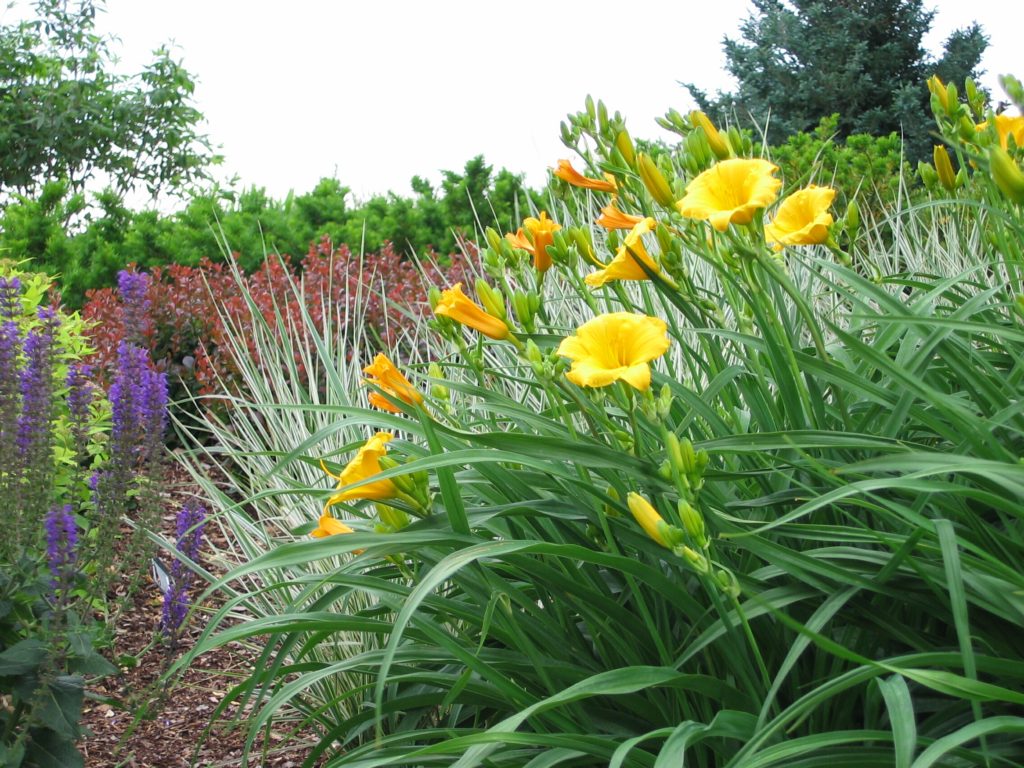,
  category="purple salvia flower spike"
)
[117,270,151,345]
[45,504,78,594]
